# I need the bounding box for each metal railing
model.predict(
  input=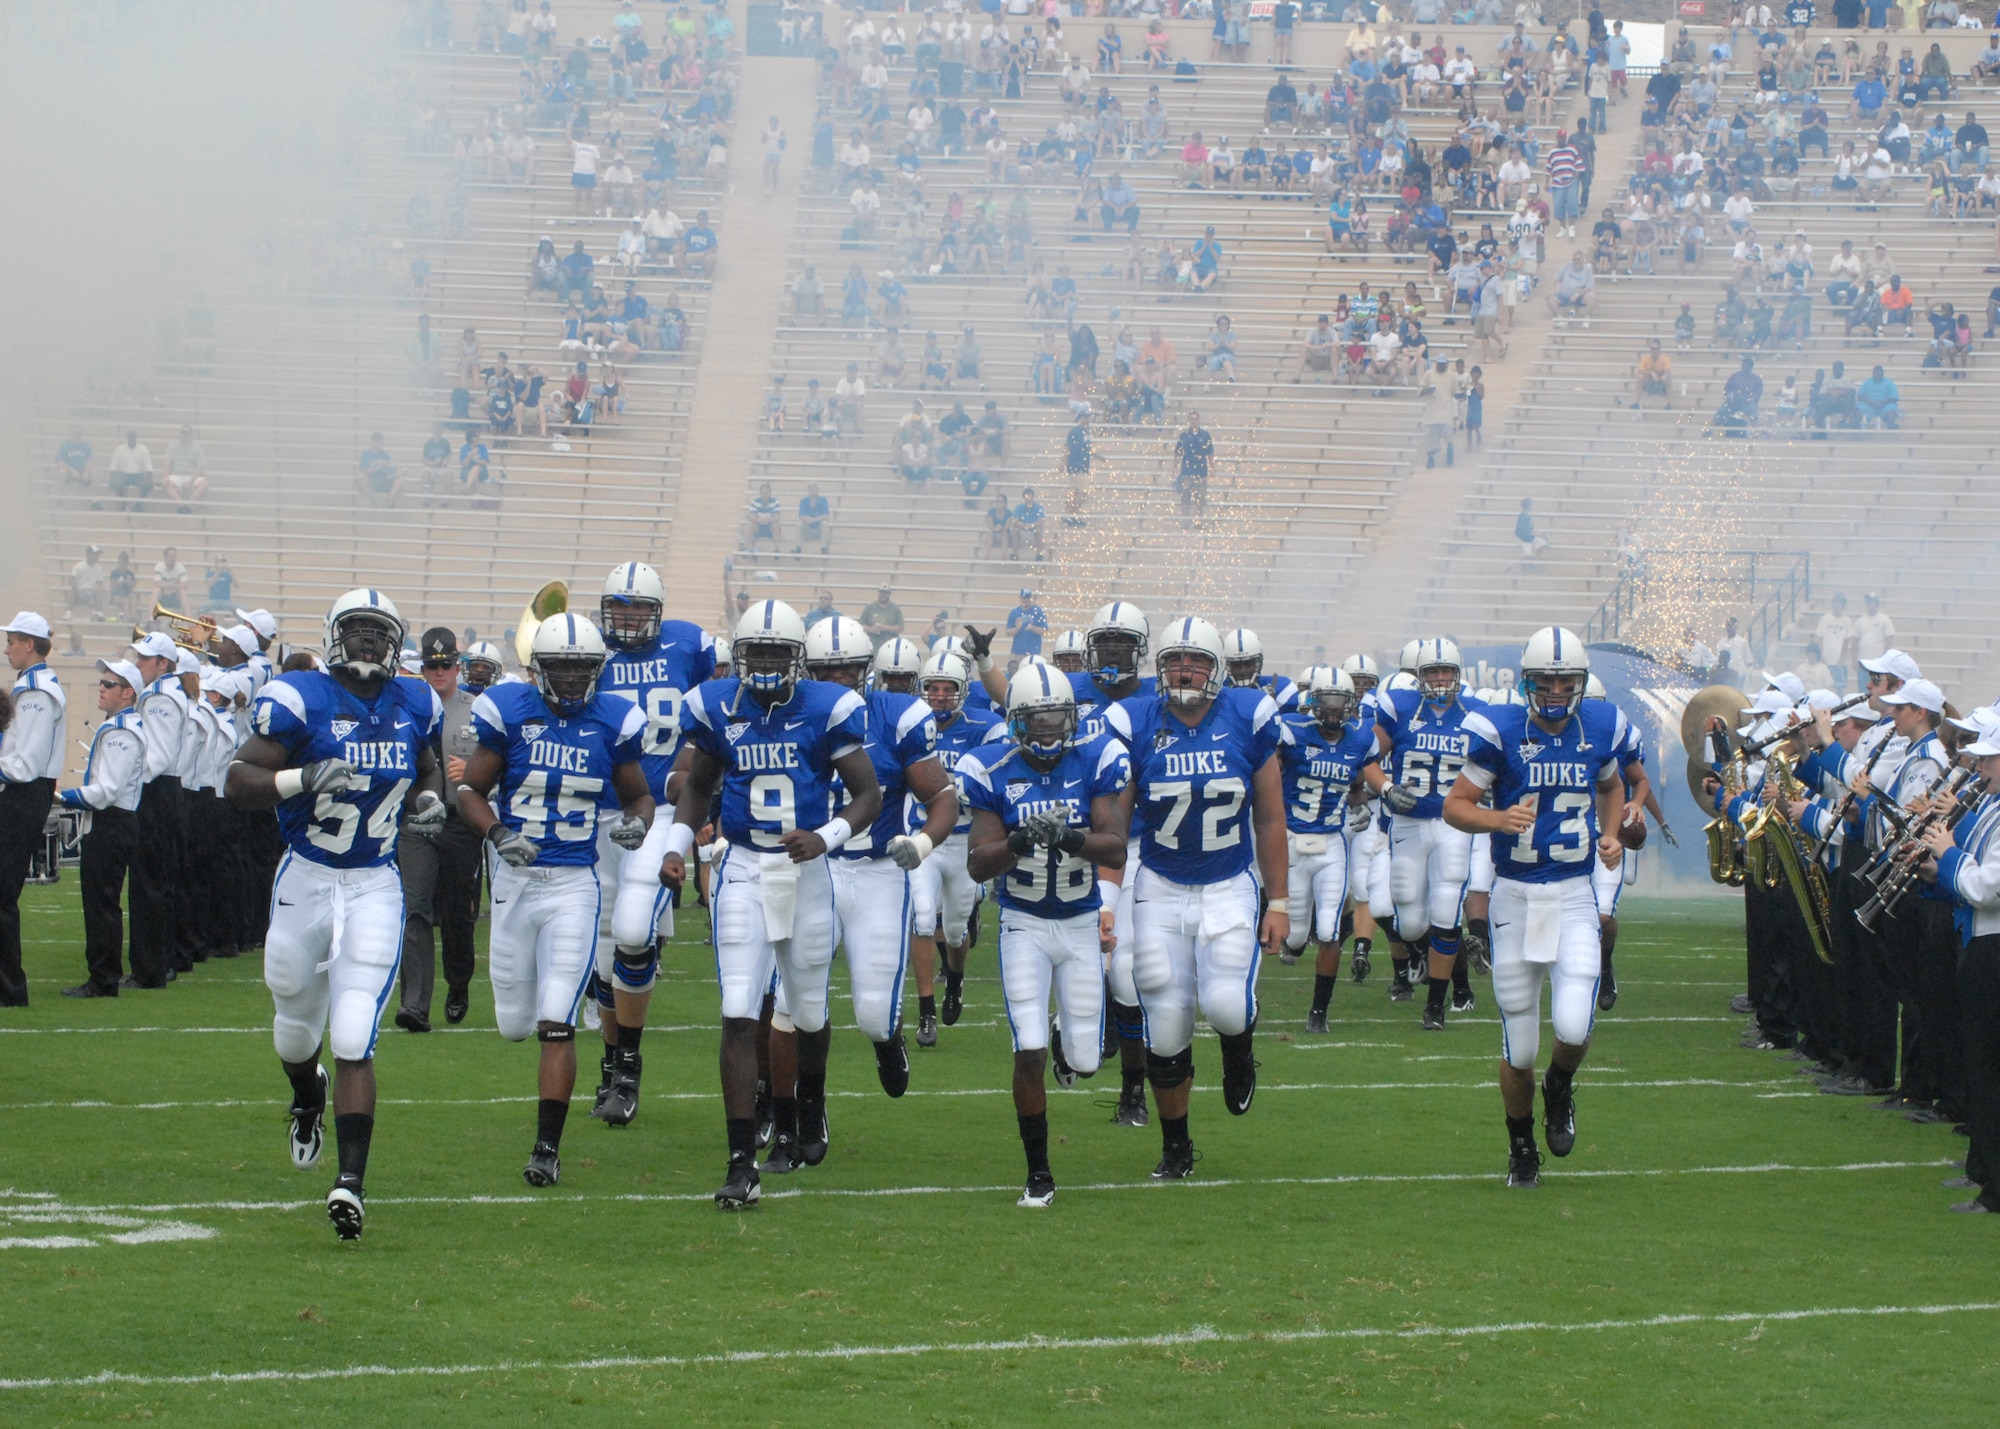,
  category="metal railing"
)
[1583,548,1812,670]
